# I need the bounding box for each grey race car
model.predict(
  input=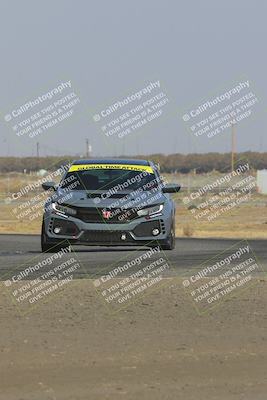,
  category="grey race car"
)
[41,159,180,252]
